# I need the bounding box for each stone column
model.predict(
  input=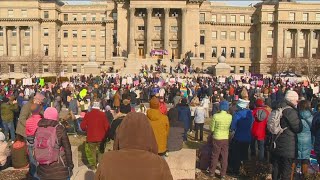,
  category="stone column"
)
[181,8,187,59]
[309,29,313,58]
[164,8,170,59]
[3,26,7,55]
[16,26,21,56]
[30,26,33,55]
[283,29,286,57]
[146,8,152,58]
[295,29,300,58]
[128,7,135,59]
